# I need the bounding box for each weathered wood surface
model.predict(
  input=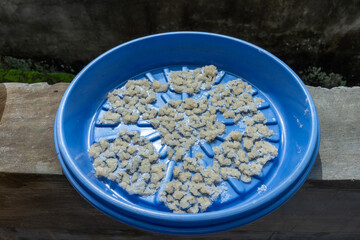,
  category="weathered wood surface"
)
[1,228,359,240]
[0,83,359,180]
[0,83,360,239]
[0,174,359,239]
